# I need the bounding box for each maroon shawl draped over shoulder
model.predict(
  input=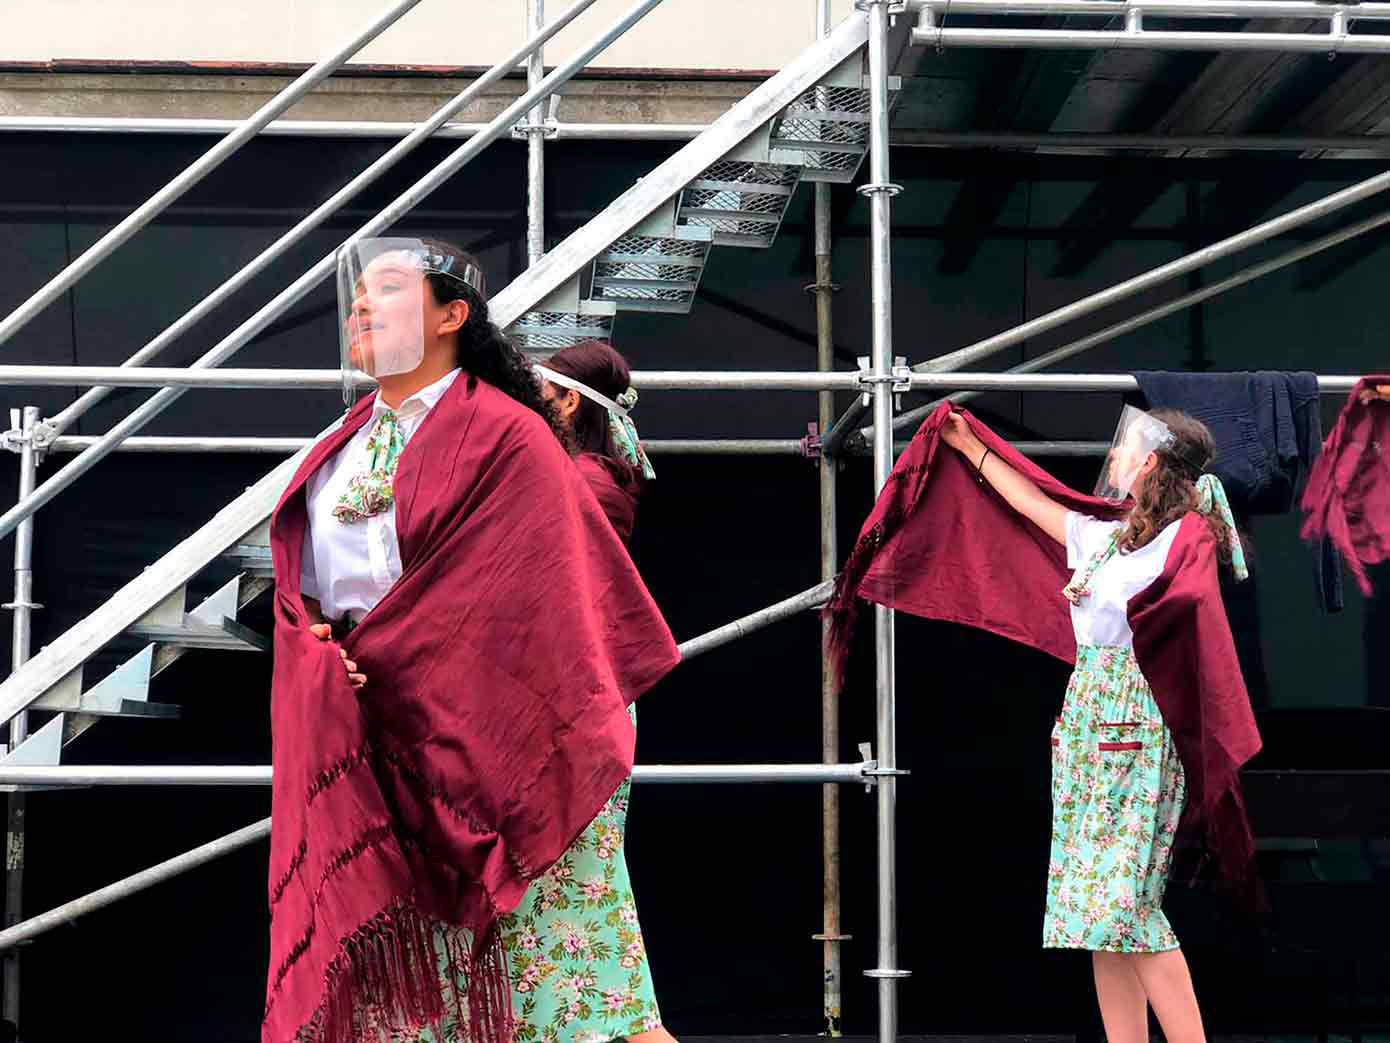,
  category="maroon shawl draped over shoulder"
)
[827,405,1261,899]
[574,452,639,547]
[266,377,680,1043]
[1300,375,1390,596]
